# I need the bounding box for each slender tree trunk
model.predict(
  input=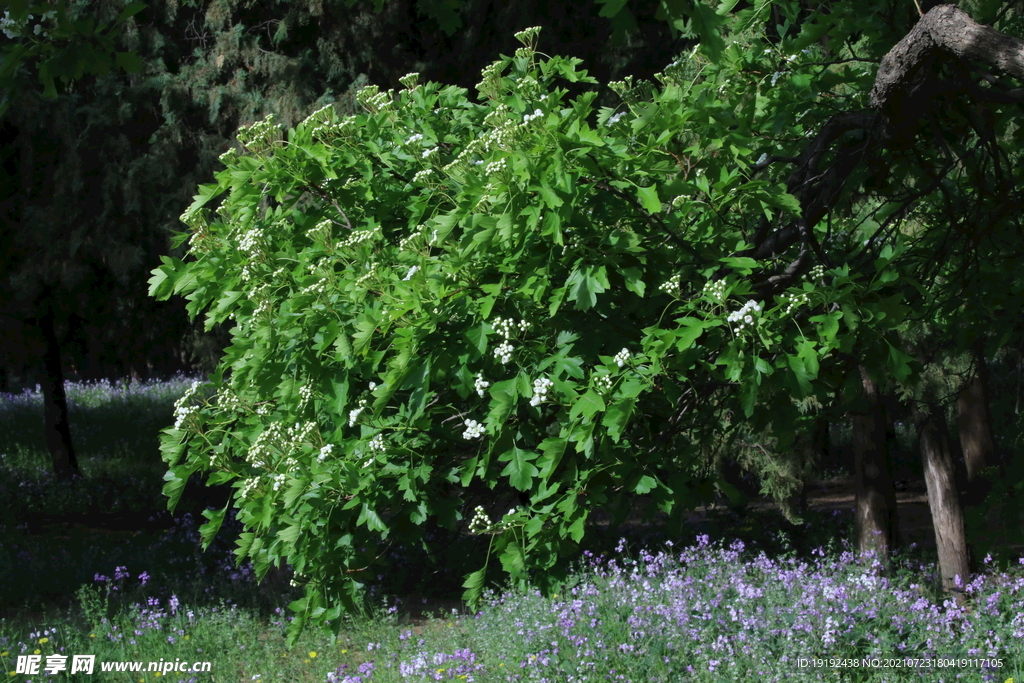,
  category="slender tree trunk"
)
[786,416,828,522]
[913,402,970,601]
[38,303,80,481]
[956,342,994,505]
[852,367,898,569]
